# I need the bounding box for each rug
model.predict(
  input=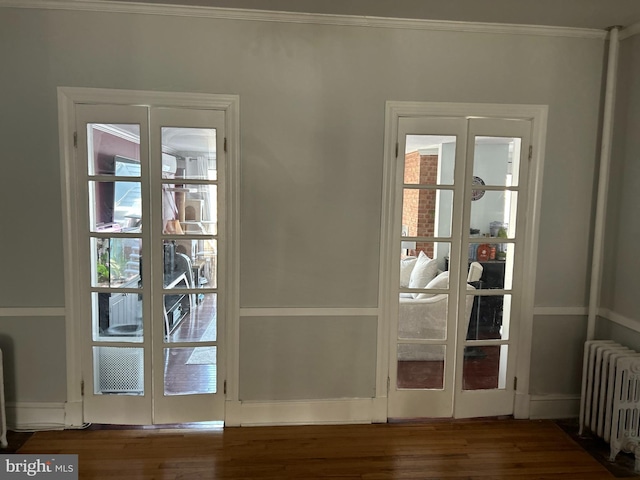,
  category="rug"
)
[186,347,216,365]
